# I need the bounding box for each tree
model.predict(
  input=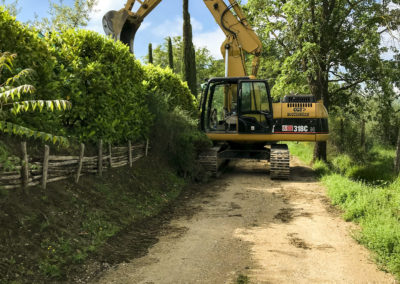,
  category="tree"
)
[247,0,399,161]
[145,36,224,92]
[182,0,197,96]
[0,0,20,16]
[168,37,174,71]
[32,0,98,32]
[148,43,153,64]
[0,52,70,145]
